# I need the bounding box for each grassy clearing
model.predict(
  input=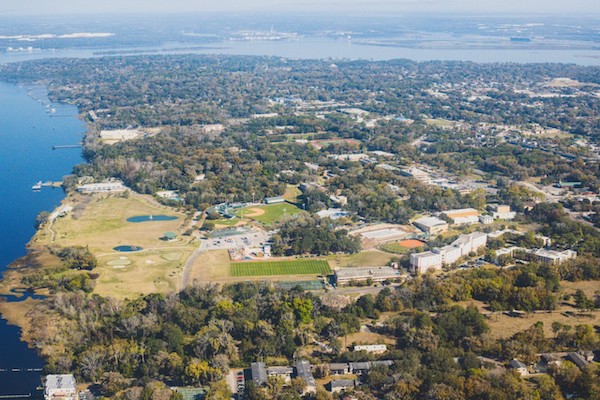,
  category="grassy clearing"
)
[33,194,195,298]
[95,246,195,298]
[425,118,454,127]
[458,299,600,339]
[231,259,331,277]
[341,331,397,347]
[235,202,303,225]
[327,251,394,269]
[161,252,183,261]
[284,185,302,202]
[188,250,232,283]
[380,243,411,254]
[38,194,183,252]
